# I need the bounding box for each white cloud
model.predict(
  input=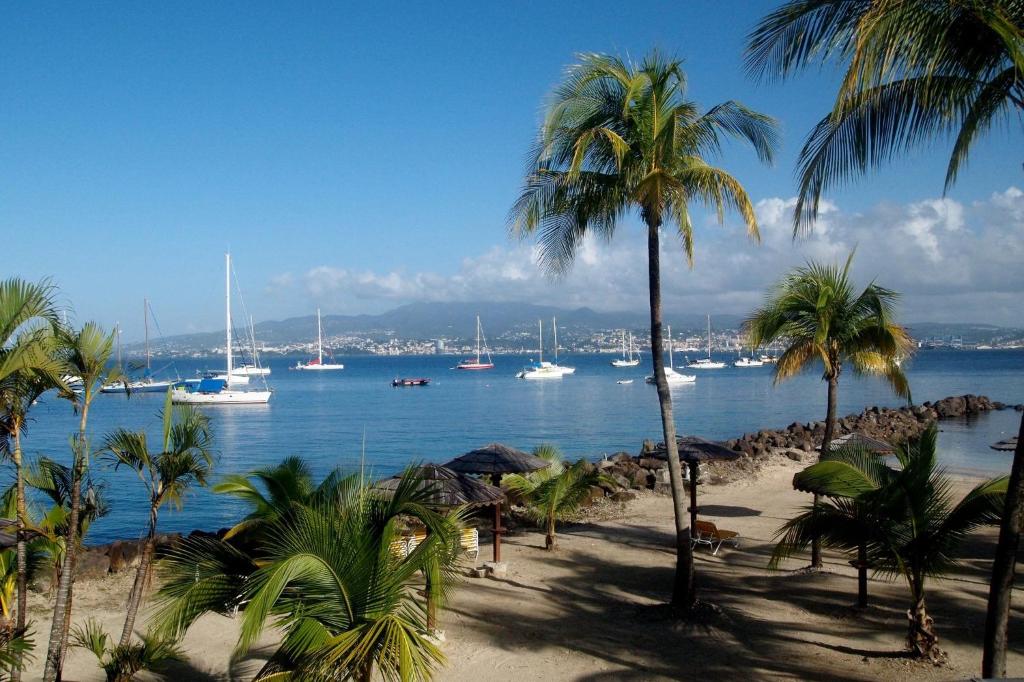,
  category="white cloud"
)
[268,188,1024,326]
